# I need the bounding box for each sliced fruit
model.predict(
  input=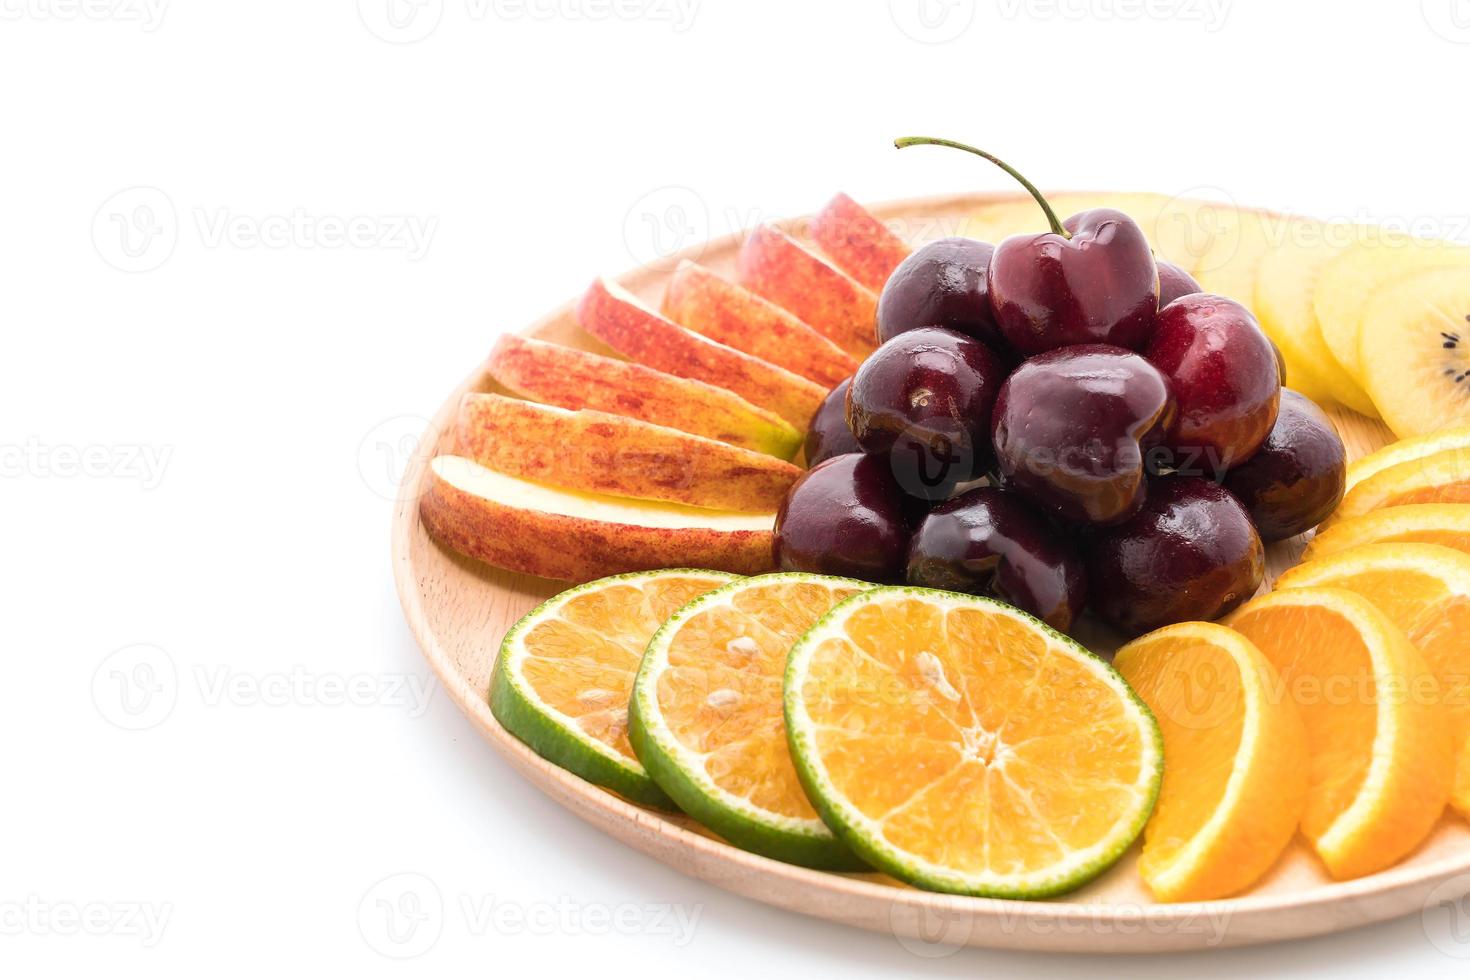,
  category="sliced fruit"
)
[1253,219,1376,414]
[486,335,801,459]
[1193,208,1276,309]
[1113,622,1308,902]
[1329,447,1470,527]
[1314,235,1470,385]
[629,573,870,868]
[961,196,1055,245]
[1275,543,1470,819]
[490,569,735,807]
[807,193,910,293]
[660,260,858,388]
[737,224,879,358]
[1346,425,1470,491]
[1226,587,1451,879]
[577,277,826,430]
[1305,504,1470,561]
[420,455,776,582]
[784,587,1162,898]
[1359,268,1470,438]
[455,393,800,512]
